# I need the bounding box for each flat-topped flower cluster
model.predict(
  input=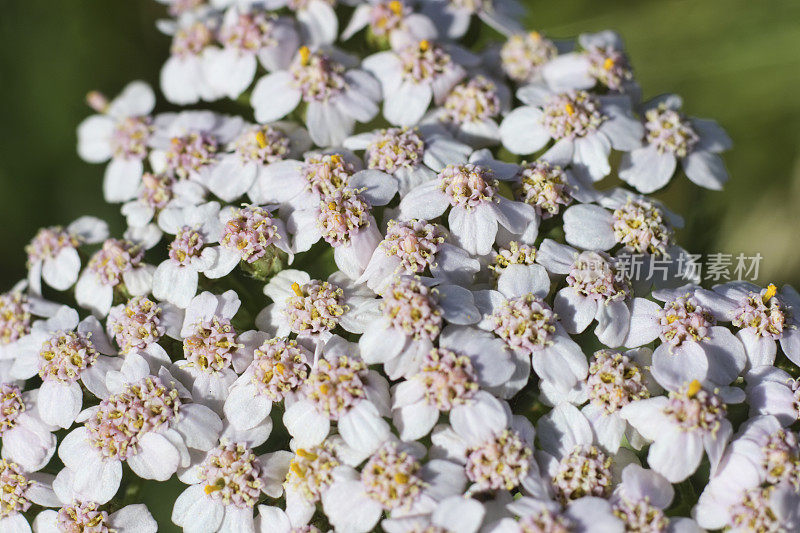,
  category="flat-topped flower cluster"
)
[2,0,798,531]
